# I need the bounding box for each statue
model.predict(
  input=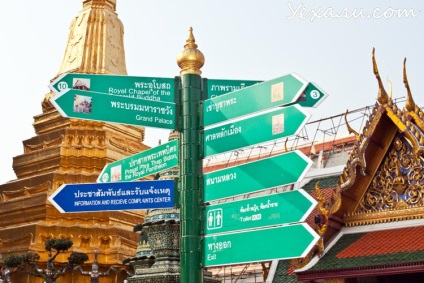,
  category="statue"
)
[1,265,17,283]
[74,251,116,283]
[35,255,71,283]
